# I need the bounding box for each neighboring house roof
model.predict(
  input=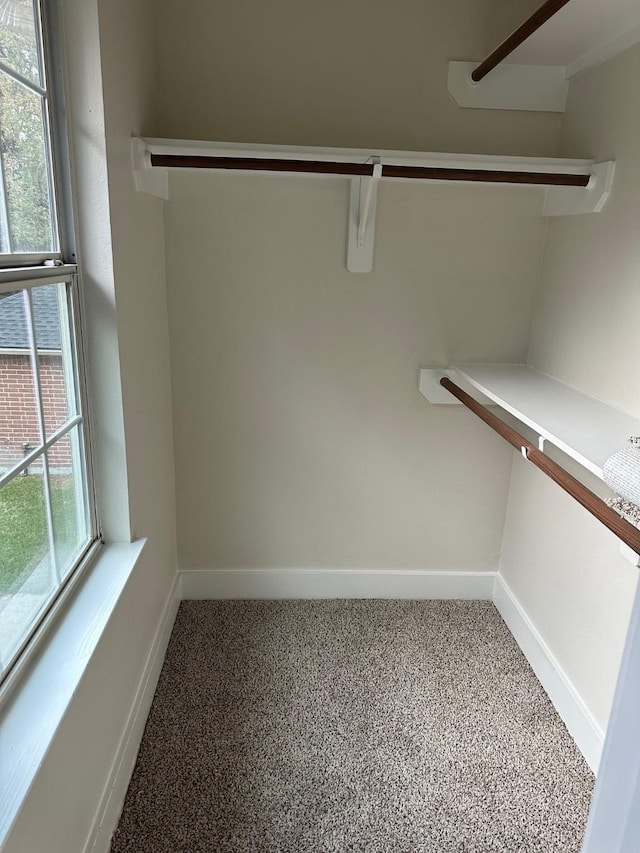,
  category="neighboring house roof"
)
[0,287,62,350]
